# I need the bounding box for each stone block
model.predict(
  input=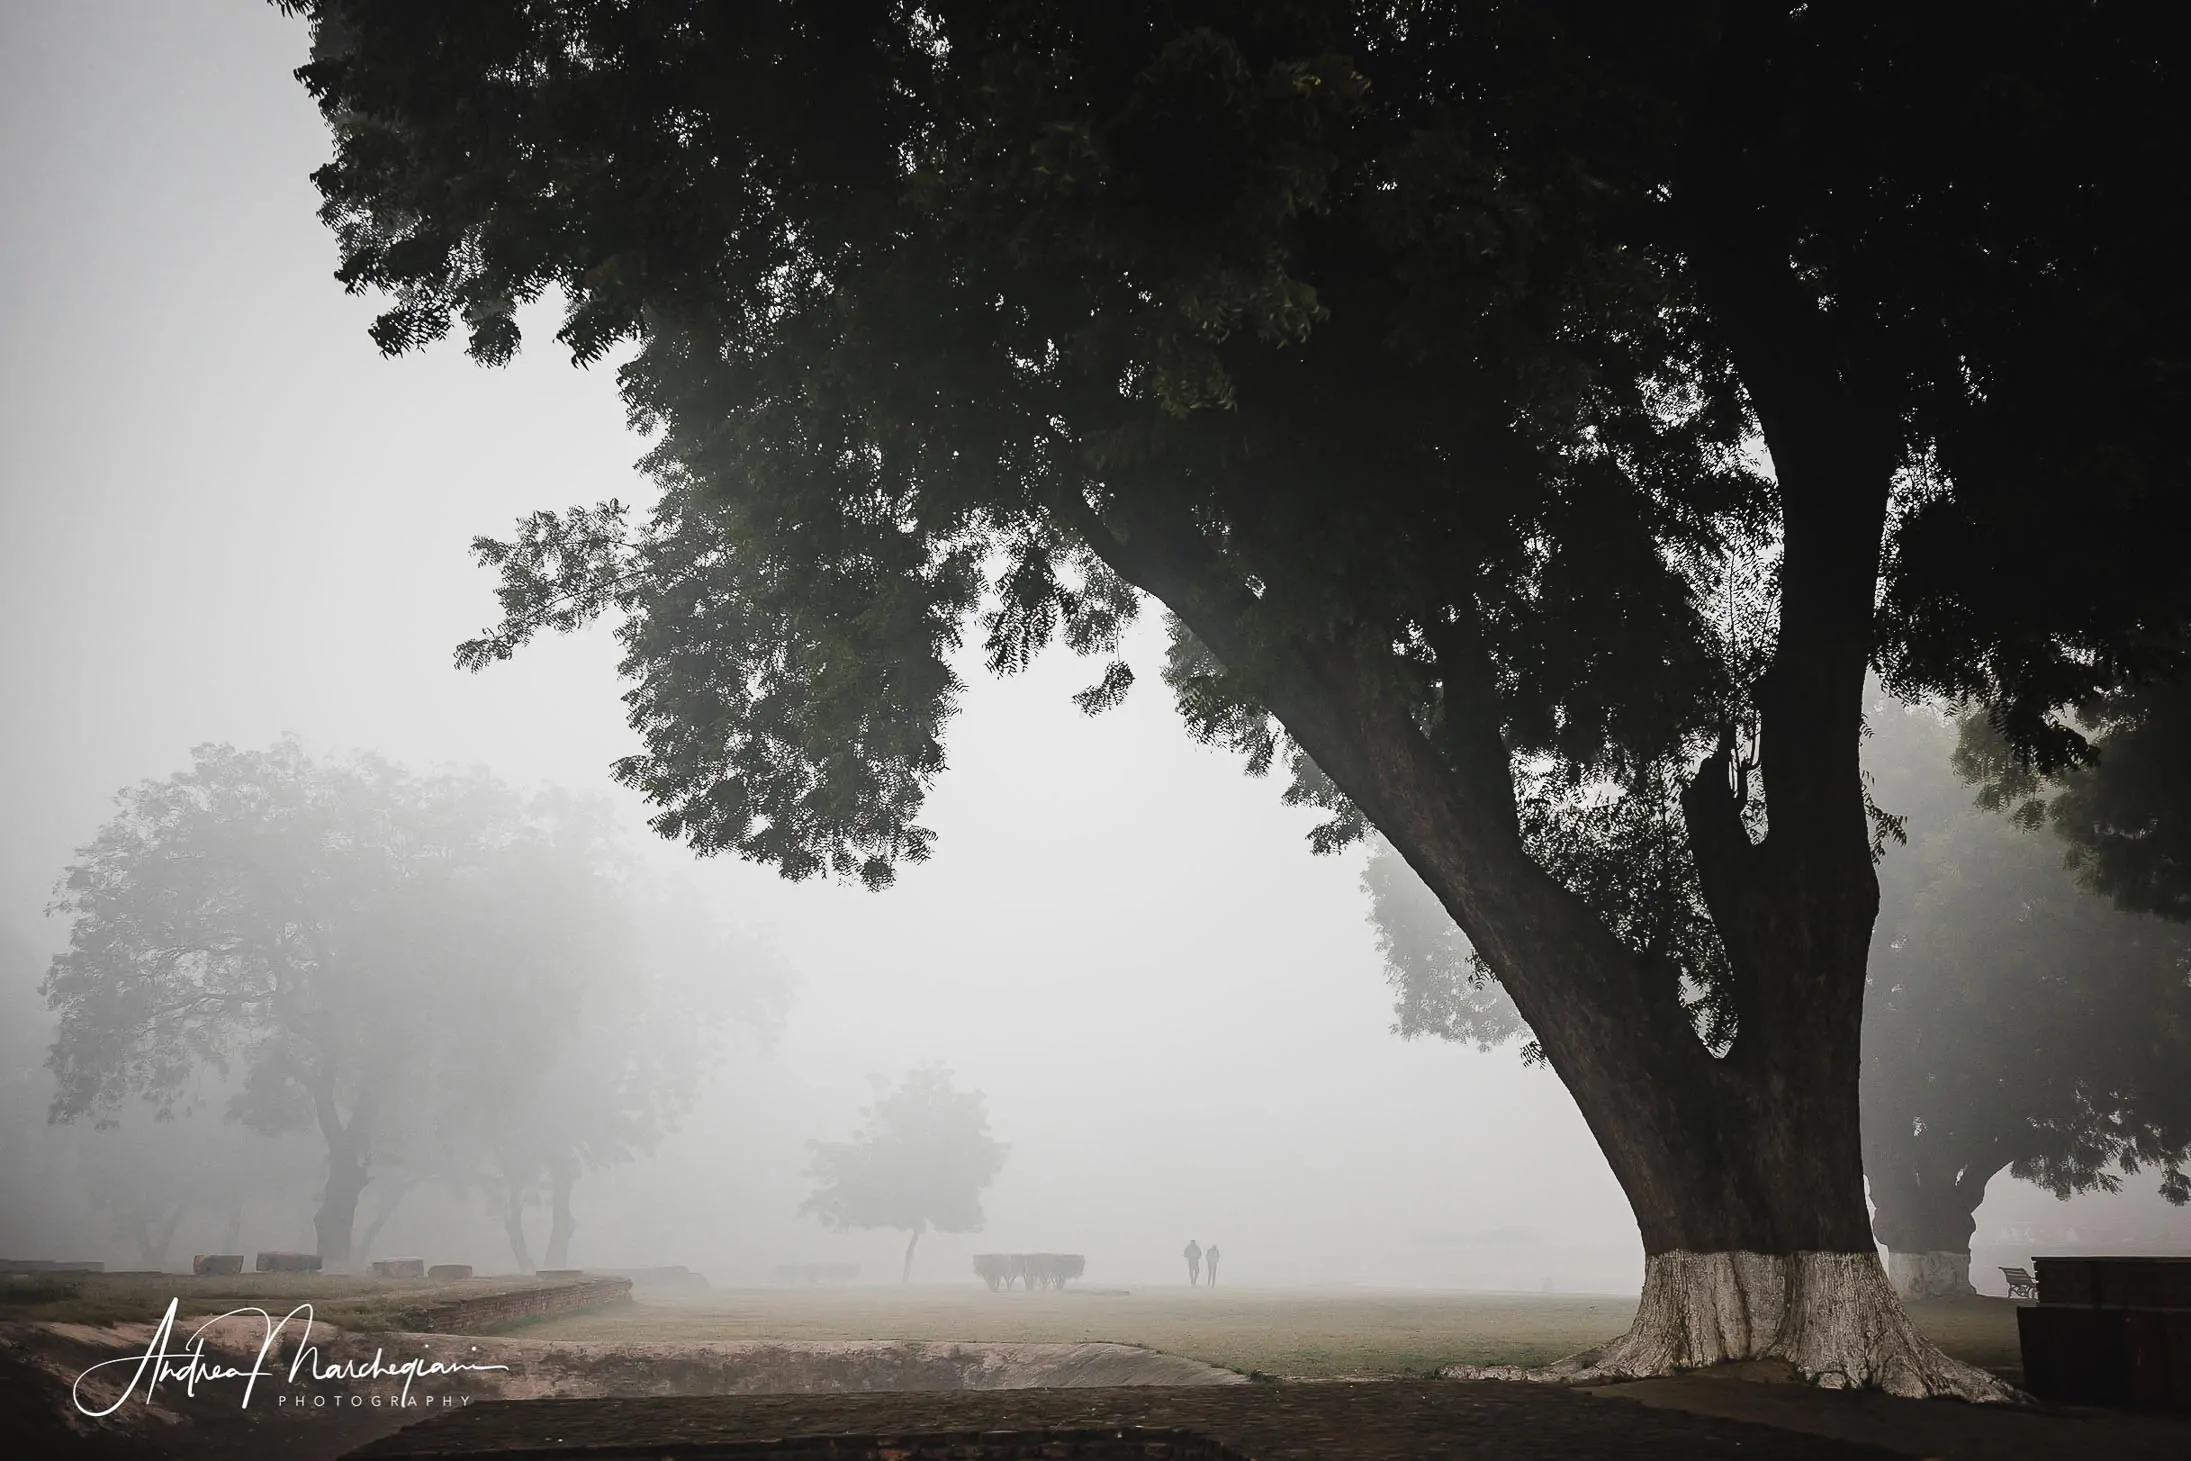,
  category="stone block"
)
[370,1257,426,1279]
[254,1250,323,1273]
[427,1264,473,1281]
[194,1254,245,1276]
